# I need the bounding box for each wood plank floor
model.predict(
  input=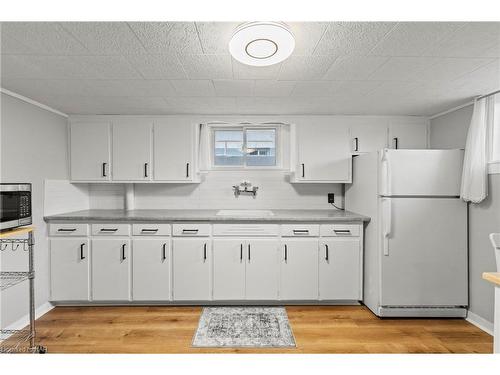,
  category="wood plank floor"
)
[33,306,493,353]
